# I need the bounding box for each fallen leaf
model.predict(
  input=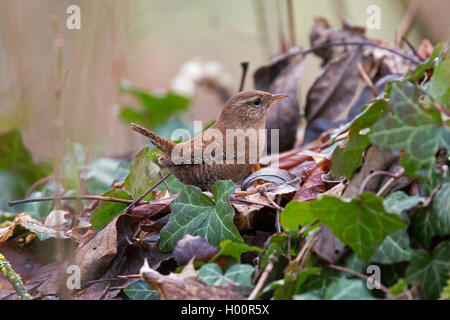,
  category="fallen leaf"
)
[140,260,244,300]
[254,48,304,152]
